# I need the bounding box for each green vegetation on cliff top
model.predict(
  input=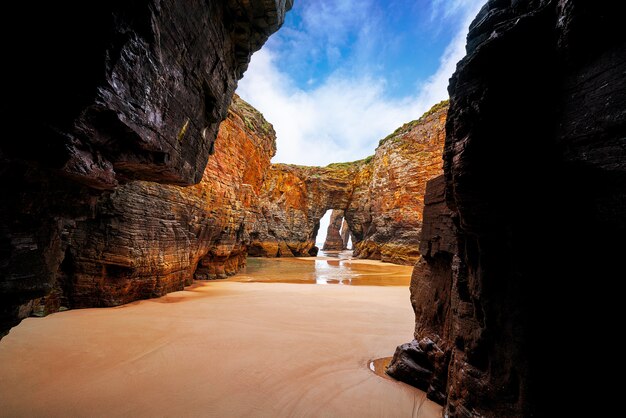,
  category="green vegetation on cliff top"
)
[263,100,449,173]
[232,95,276,148]
[275,155,374,172]
[378,99,448,147]
[326,155,373,169]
